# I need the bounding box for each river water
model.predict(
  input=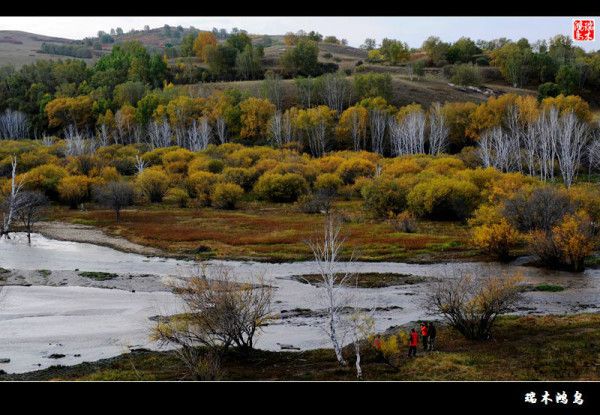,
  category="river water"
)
[1,232,599,374]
